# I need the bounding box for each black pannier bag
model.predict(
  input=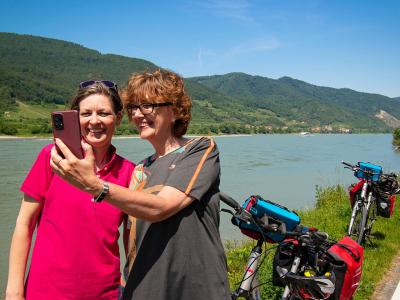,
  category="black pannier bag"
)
[272,237,364,300]
[376,174,398,218]
[375,191,395,218]
[378,173,399,194]
[272,240,295,287]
